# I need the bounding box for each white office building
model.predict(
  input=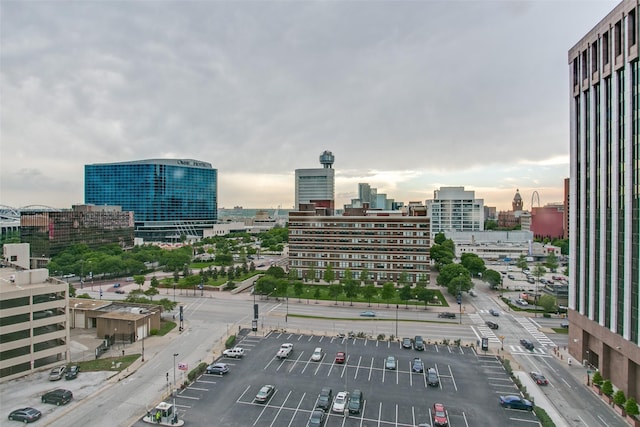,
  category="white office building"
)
[426,187,484,238]
[294,151,335,209]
